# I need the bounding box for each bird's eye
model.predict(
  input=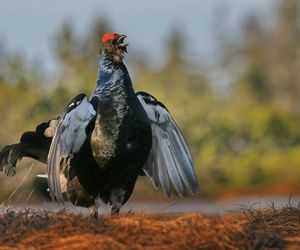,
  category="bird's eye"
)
[108,41,115,48]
